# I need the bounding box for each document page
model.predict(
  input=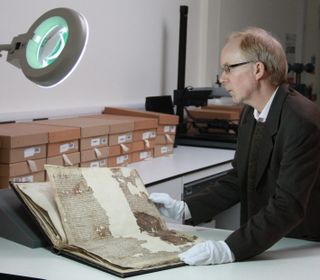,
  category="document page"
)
[46,165,198,269]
